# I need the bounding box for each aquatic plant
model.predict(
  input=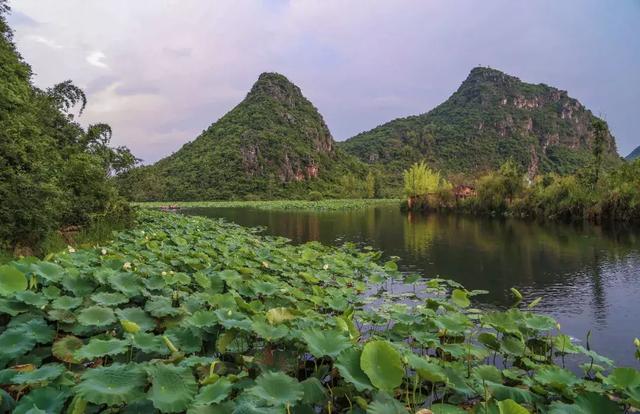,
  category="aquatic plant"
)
[0,210,638,413]
[133,198,401,212]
